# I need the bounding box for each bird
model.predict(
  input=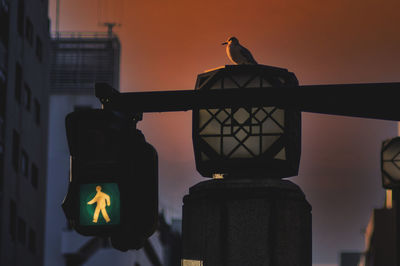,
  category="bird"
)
[222,37,258,65]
